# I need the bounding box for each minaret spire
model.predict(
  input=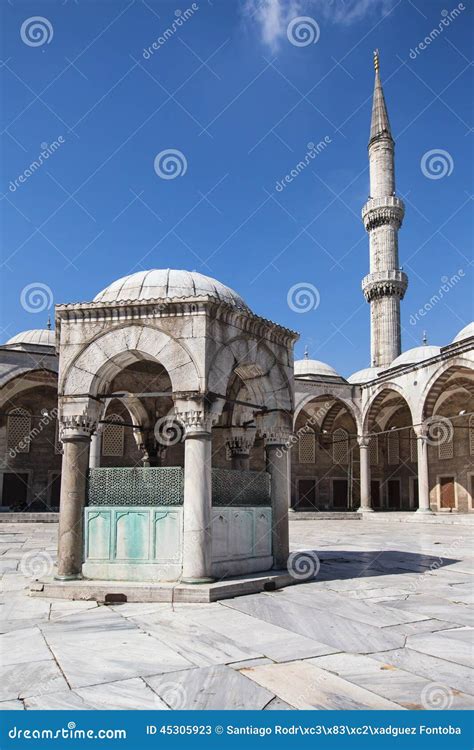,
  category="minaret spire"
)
[361,50,408,368]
